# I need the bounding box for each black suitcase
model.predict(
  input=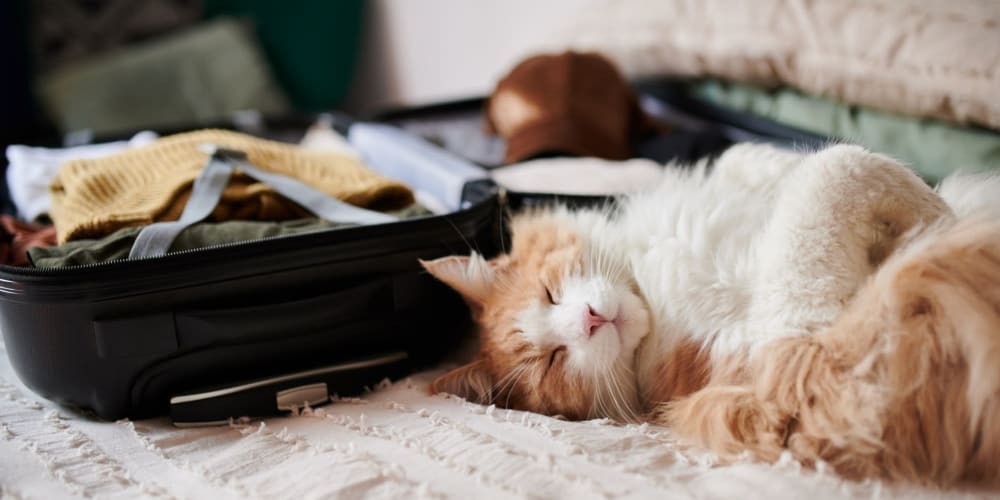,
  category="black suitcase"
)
[0,83,827,425]
[0,114,508,425]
